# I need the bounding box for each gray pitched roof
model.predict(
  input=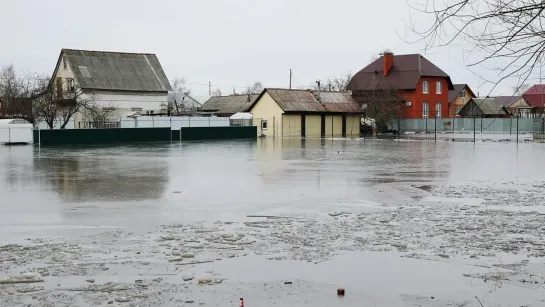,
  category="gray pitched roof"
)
[199,94,259,115]
[459,98,509,116]
[59,49,172,92]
